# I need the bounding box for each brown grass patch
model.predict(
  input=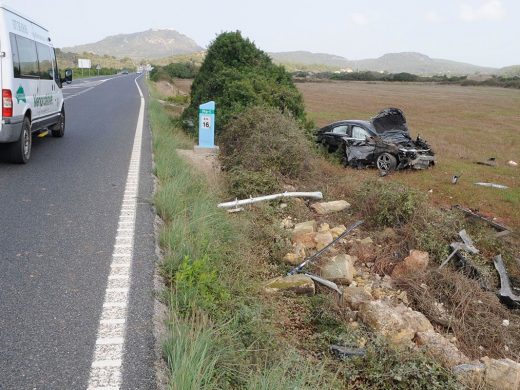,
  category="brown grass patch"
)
[396,268,520,361]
